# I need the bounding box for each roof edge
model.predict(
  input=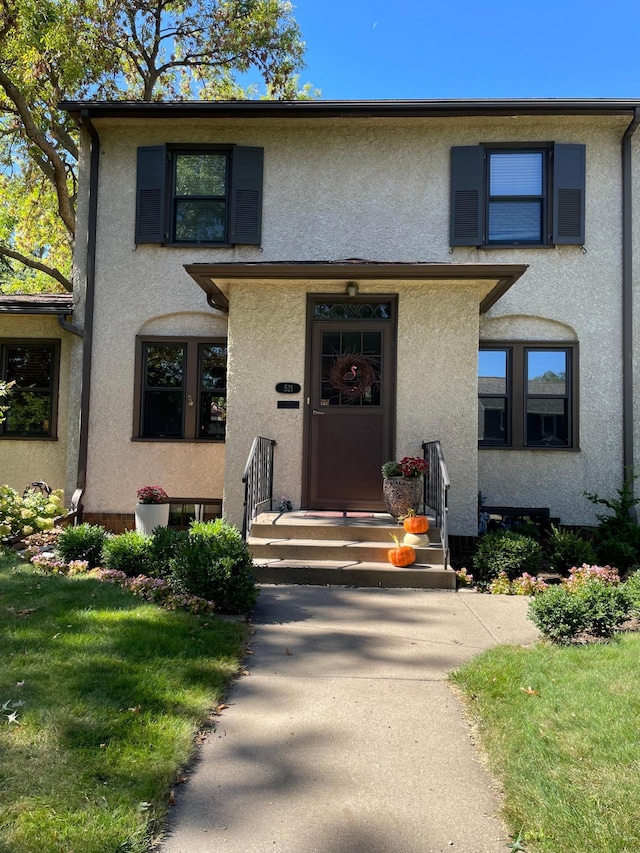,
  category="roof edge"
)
[0,294,74,315]
[60,98,640,124]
